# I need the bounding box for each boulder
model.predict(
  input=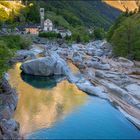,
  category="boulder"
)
[95,70,132,87]
[134,61,140,67]
[131,68,140,75]
[21,57,56,76]
[30,46,44,55]
[72,51,83,63]
[76,80,108,99]
[125,84,140,96]
[99,79,140,105]
[84,68,95,80]
[118,57,134,67]
[60,43,69,48]
[85,61,110,70]
[0,106,12,120]
[20,52,72,77]
[93,49,104,56]
[100,80,128,96]
[0,119,20,139]
[0,119,19,132]
[10,50,36,63]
